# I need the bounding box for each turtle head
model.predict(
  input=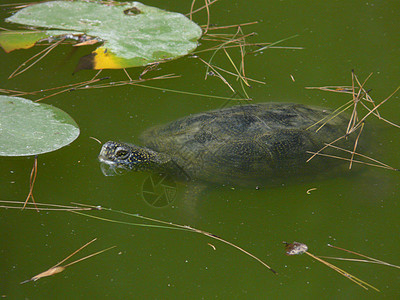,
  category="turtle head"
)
[98,141,160,175]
